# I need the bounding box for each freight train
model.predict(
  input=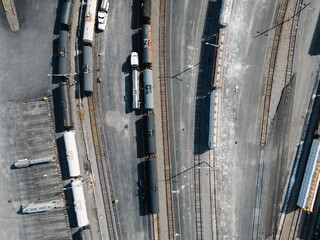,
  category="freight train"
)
[58,1,91,234]
[137,2,160,214]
